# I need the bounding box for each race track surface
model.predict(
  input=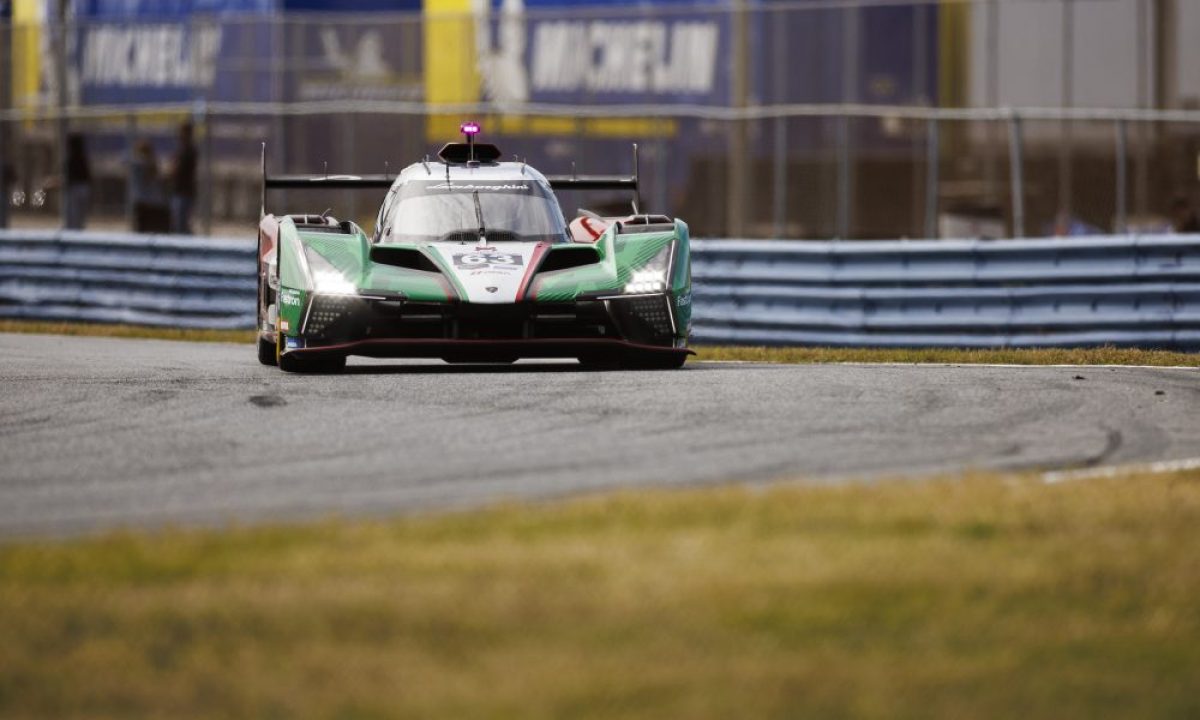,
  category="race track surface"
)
[1,332,1197,536]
